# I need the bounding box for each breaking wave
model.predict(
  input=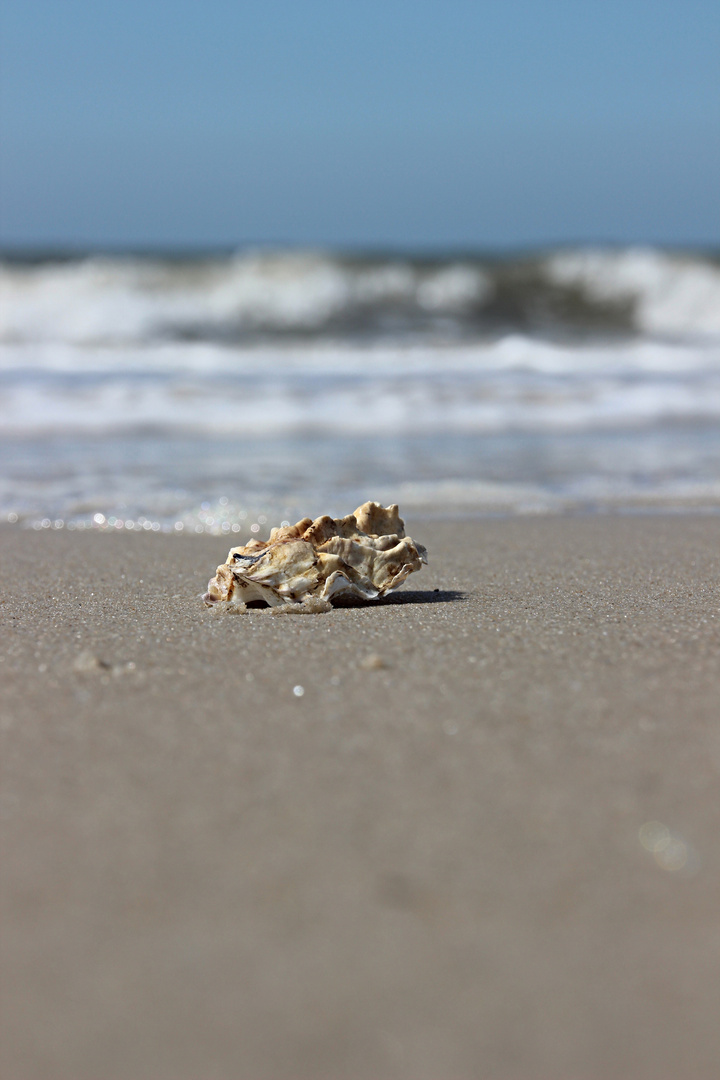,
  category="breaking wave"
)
[2,245,720,525]
[2,246,719,345]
